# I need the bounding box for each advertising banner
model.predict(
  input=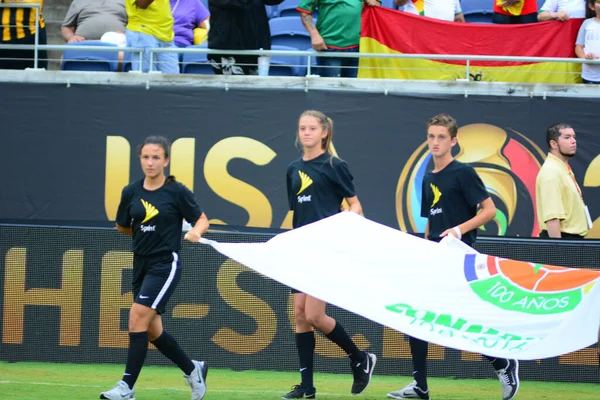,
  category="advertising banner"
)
[2,83,600,237]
